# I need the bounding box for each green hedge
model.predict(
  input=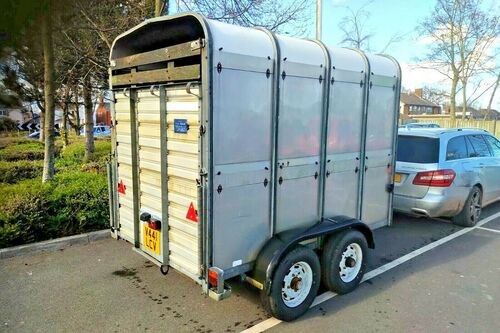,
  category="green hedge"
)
[0,141,45,161]
[0,160,43,183]
[0,171,109,248]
